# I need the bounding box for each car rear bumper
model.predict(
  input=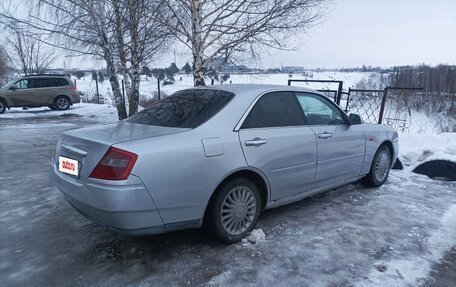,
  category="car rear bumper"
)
[50,163,165,235]
[72,94,81,104]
